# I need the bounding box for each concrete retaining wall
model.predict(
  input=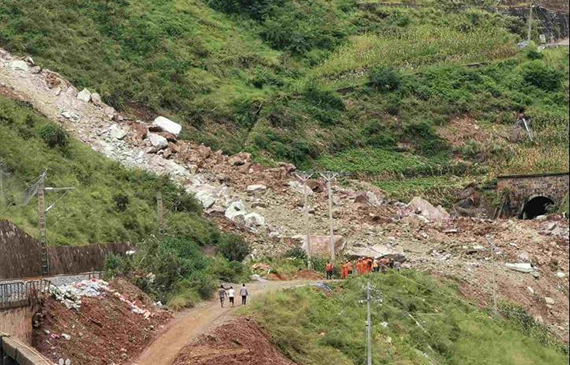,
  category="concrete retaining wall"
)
[0,220,132,280]
[0,307,38,345]
[0,332,52,365]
